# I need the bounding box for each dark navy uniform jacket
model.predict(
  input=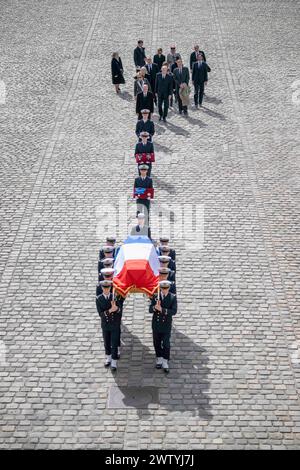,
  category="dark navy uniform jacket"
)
[158,247,176,261]
[149,292,177,332]
[135,141,154,155]
[134,176,153,189]
[135,120,155,140]
[96,292,124,330]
